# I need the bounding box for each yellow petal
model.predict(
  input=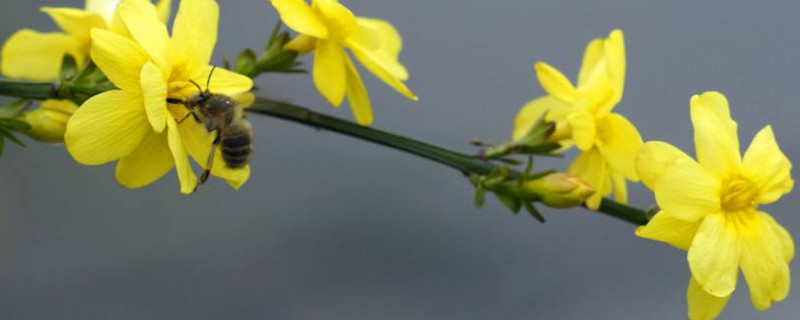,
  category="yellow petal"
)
[687,277,730,320]
[742,125,793,204]
[595,113,642,181]
[170,0,219,80]
[759,213,795,263]
[350,18,408,80]
[688,213,741,297]
[655,159,721,221]
[109,6,132,38]
[567,111,595,151]
[116,129,174,188]
[140,62,168,133]
[690,91,741,177]
[636,210,702,250]
[636,141,692,191]
[284,34,317,55]
[156,0,172,23]
[350,44,417,101]
[611,173,627,203]
[603,29,625,103]
[344,55,372,125]
[577,38,605,88]
[268,0,328,38]
[193,66,254,96]
[85,0,121,24]
[65,90,149,165]
[118,0,170,71]
[739,211,792,310]
[234,93,256,109]
[512,95,573,141]
[41,7,107,39]
[176,118,250,189]
[315,0,358,38]
[1,29,85,81]
[568,148,610,210]
[534,62,576,103]
[90,29,149,91]
[166,117,197,194]
[313,40,347,106]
